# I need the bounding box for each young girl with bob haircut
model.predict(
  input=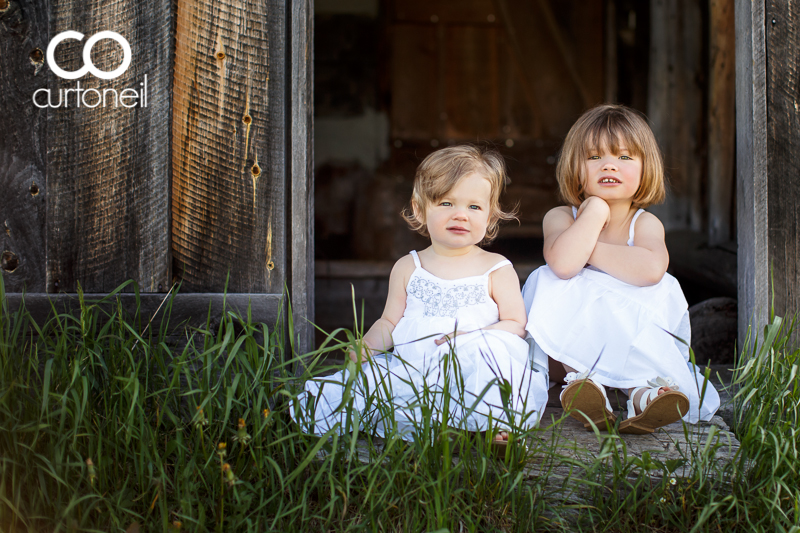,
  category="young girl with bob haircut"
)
[522,104,719,433]
[295,145,549,444]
